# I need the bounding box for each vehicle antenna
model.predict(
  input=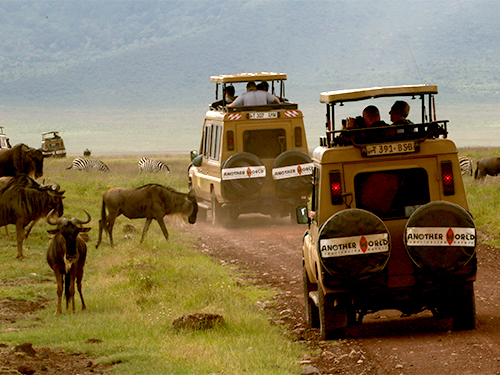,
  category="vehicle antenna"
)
[406,39,423,84]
